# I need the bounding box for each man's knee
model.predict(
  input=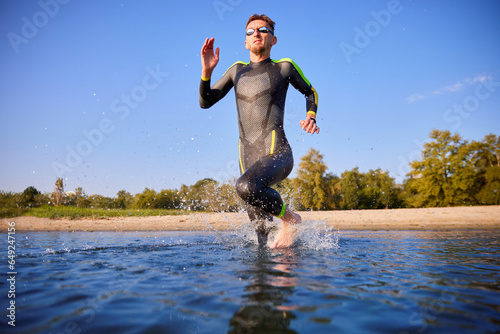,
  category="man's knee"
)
[235,177,250,200]
[235,176,259,201]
